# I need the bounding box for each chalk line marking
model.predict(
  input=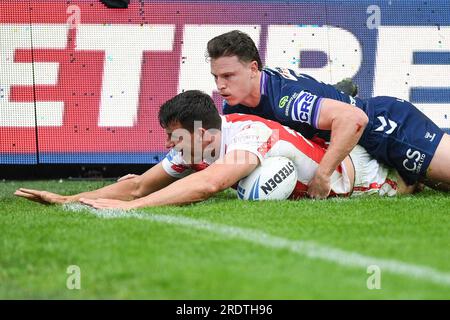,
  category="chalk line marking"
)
[64,203,450,287]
